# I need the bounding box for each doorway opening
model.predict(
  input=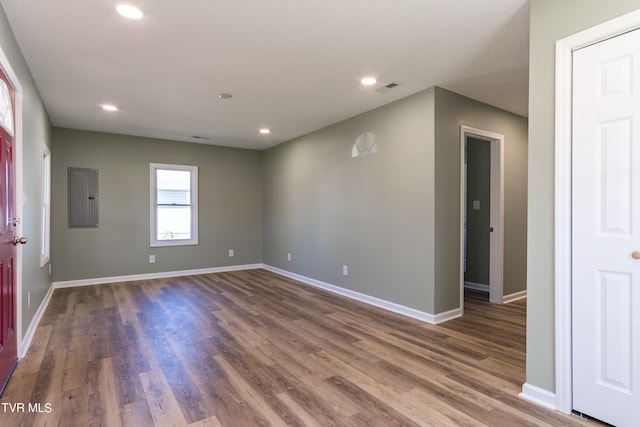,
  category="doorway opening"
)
[464,136,491,302]
[459,126,504,309]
